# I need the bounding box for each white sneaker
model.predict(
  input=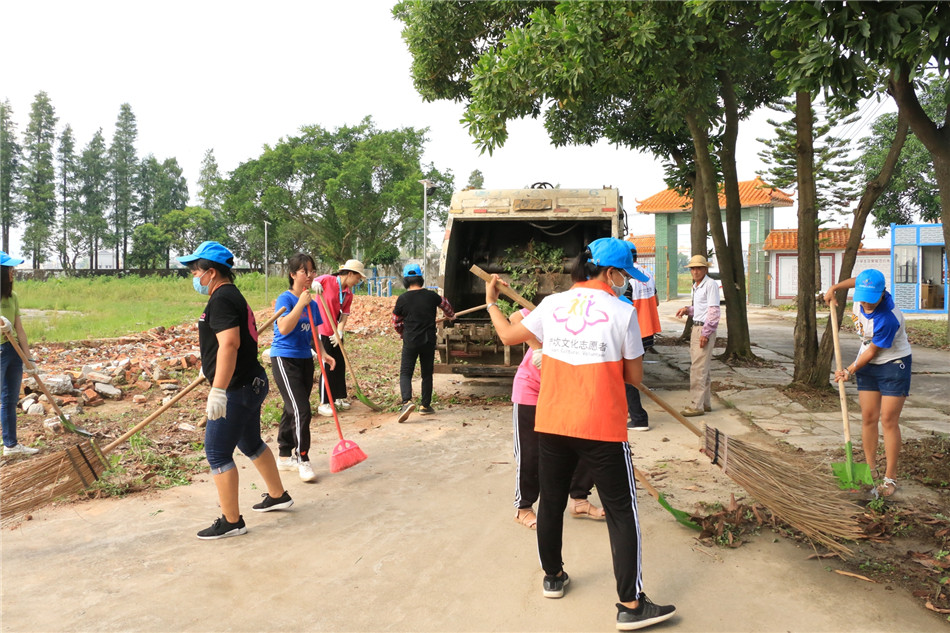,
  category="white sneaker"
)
[317,403,333,417]
[298,461,317,483]
[3,443,39,456]
[335,399,351,411]
[277,455,297,471]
